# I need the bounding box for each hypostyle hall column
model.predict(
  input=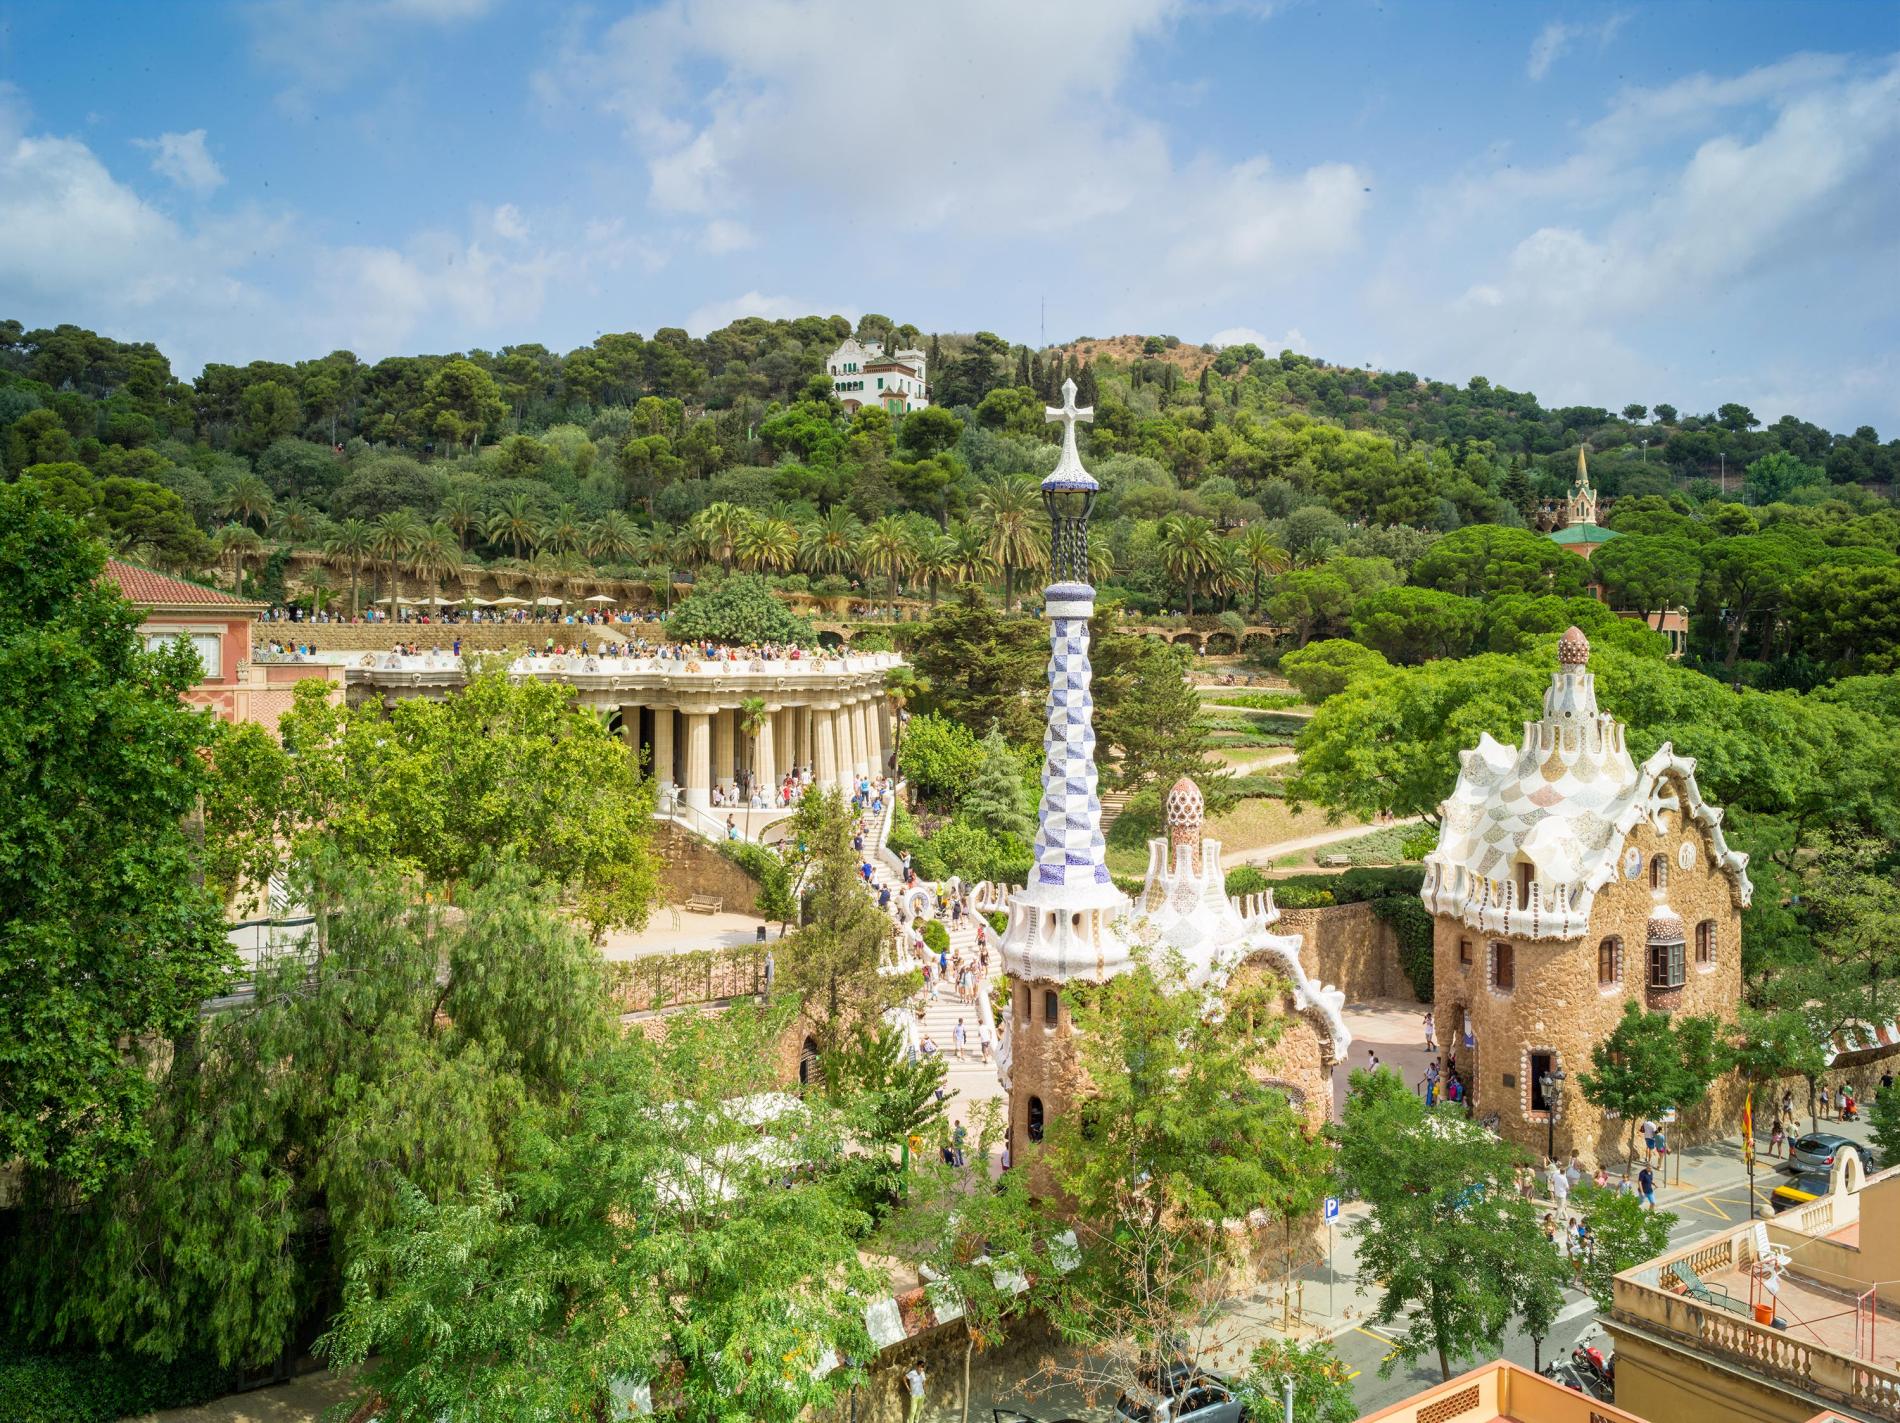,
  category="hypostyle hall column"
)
[619,704,640,750]
[867,695,887,775]
[814,705,839,788]
[756,706,778,793]
[833,706,856,782]
[653,706,675,786]
[712,707,736,794]
[684,711,712,810]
